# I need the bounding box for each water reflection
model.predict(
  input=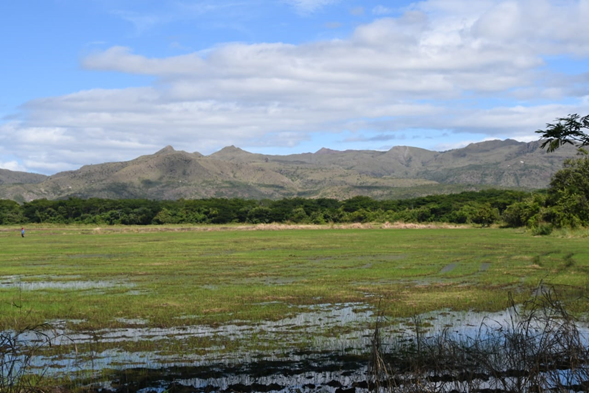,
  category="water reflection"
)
[8,302,589,392]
